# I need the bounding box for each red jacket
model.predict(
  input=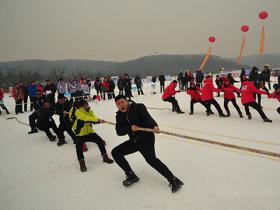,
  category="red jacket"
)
[201,78,221,101]
[162,83,177,100]
[222,84,240,100]
[102,81,109,91]
[0,88,4,100]
[187,87,201,100]
[241,81,267,104]
[268,92,280,103]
